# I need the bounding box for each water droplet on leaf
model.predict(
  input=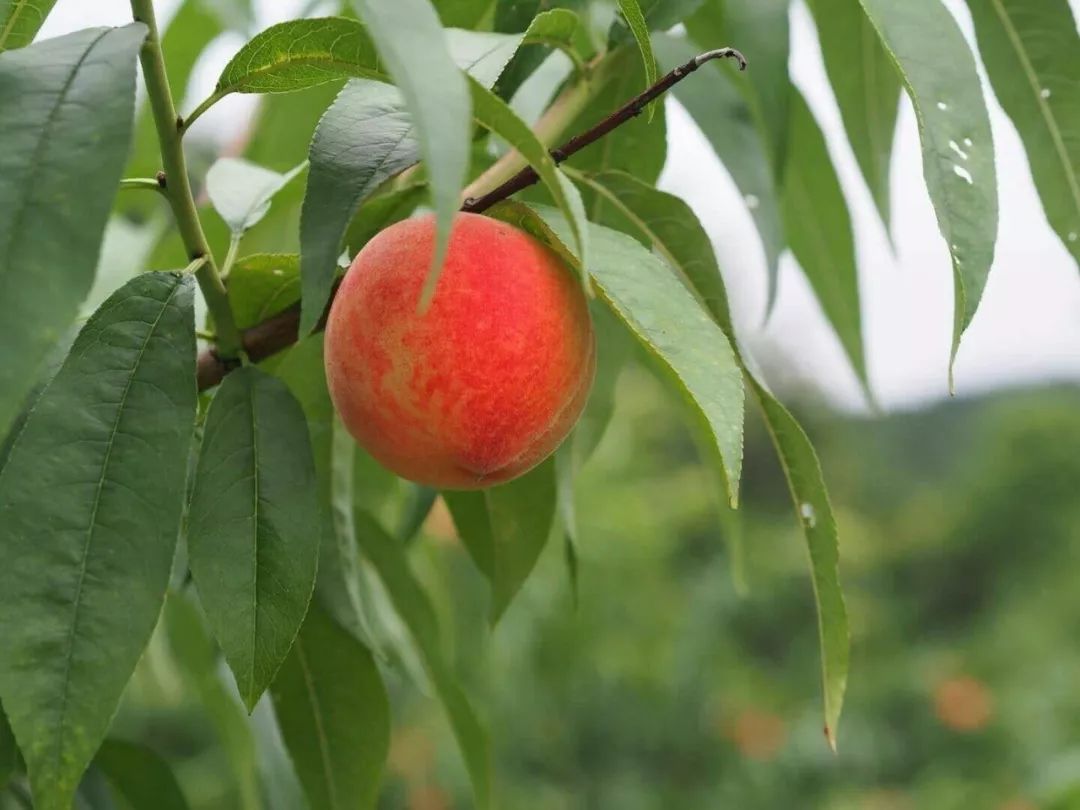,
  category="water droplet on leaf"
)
[952,164,974,185]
